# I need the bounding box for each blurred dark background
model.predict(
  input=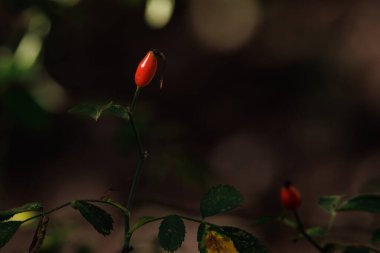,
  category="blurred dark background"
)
[1,0,380,252]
